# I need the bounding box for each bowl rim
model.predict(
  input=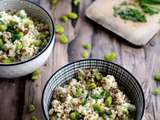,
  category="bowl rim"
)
[42,59,145,120]
[0,0,55,66]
